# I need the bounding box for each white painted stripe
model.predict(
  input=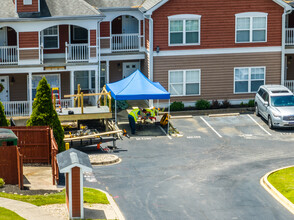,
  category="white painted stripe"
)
[153,46,281,57]
[158,125,172,139]
[247,114,272,136]
[200,116,222,138]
